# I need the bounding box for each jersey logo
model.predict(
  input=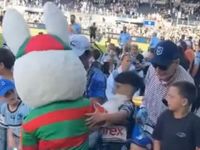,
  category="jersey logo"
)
[176,132,186,138]
[17,114,23,120]
[156,46,163,56]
